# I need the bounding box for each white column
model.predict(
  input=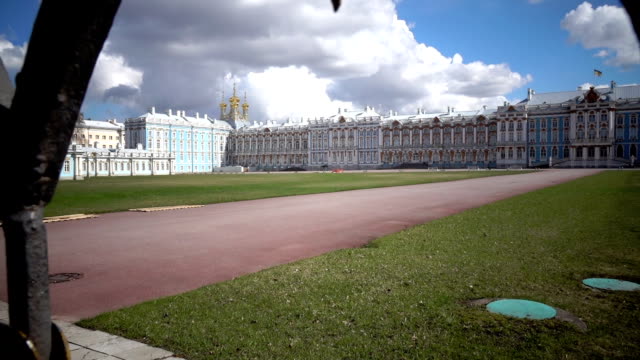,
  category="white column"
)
[609,111,615,139]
